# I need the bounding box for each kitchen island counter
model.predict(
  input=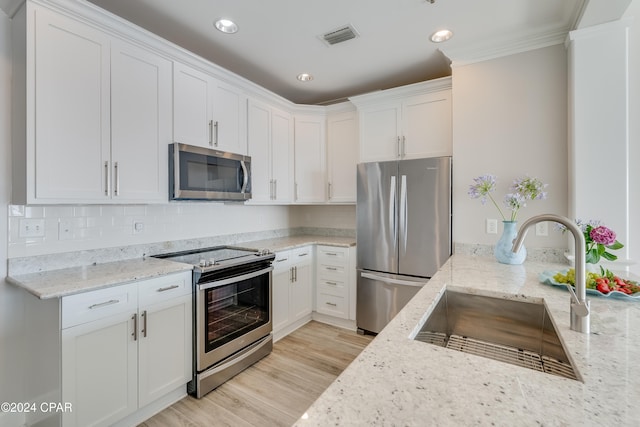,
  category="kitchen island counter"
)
[297,254,640,426]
